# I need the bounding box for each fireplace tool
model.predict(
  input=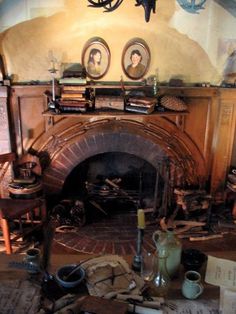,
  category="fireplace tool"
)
[132,209,145,271]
